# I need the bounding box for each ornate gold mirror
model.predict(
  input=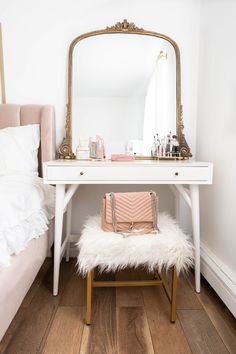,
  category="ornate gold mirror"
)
[0,23,6,104]
[59,20,192,159]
